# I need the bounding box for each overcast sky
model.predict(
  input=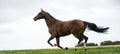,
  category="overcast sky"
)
[0,0,120,50]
